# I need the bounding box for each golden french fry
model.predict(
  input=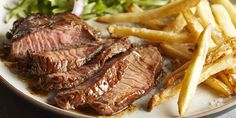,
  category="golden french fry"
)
[219,71,236,93]
[211,4,236,38]
[190,7,197,14]
[163,14,187,32]
[225,68,236,74]
[160,43,192,61]
[165,66,233,97]
[148,83,182,112]
[201,38,236,83]
[140,19,167,30]
[197,0,224,44]
[182,9,216,47]
[204,77,233,96]
[149,38,236,111]
[228,74,236,86]
[225,73,236,88]
[201,56,236,85]
[149,54,236,111]
[126,4,167,30]
[206,38,236,65]
[125,3,143,13]
[108,25,190,43]
[178,25,210,116]
[218,72,235,92]
[182,10,203,41]
[212,0,236,27]
[197,0,218,29]
[96,0,201,23]
[164,61,190,88]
